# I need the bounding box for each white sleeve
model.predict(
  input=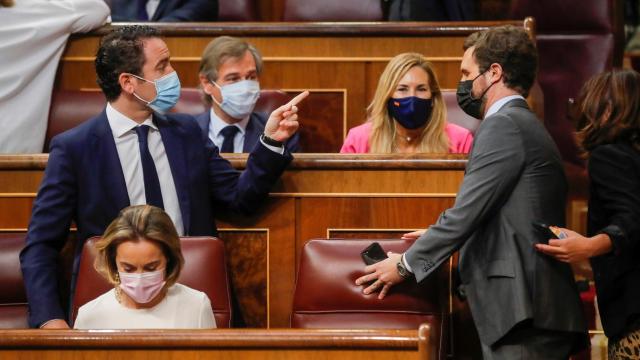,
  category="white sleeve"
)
[73,307,88,329]
[67,0,110,33]
[199,294,217,328]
